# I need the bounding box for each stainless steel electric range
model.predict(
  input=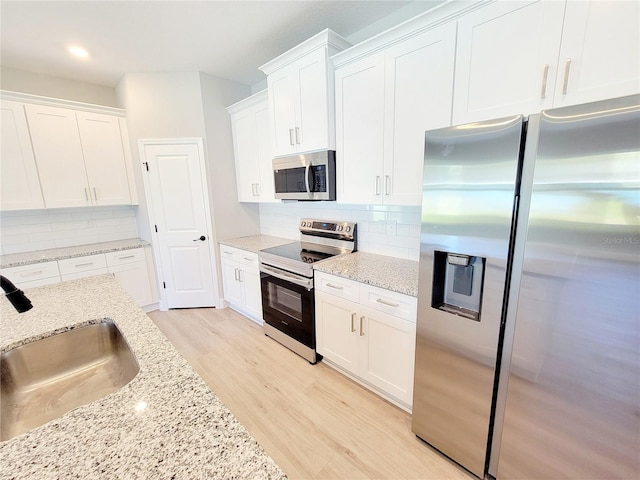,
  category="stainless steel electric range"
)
[258,219,357,363]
